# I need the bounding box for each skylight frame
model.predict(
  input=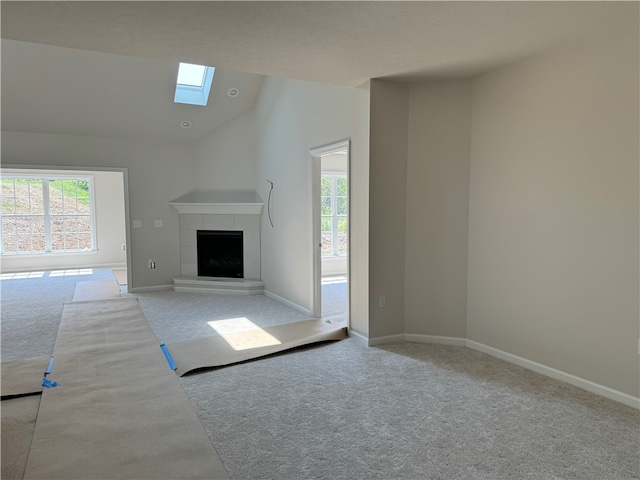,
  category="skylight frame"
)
[174,63,215,106]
